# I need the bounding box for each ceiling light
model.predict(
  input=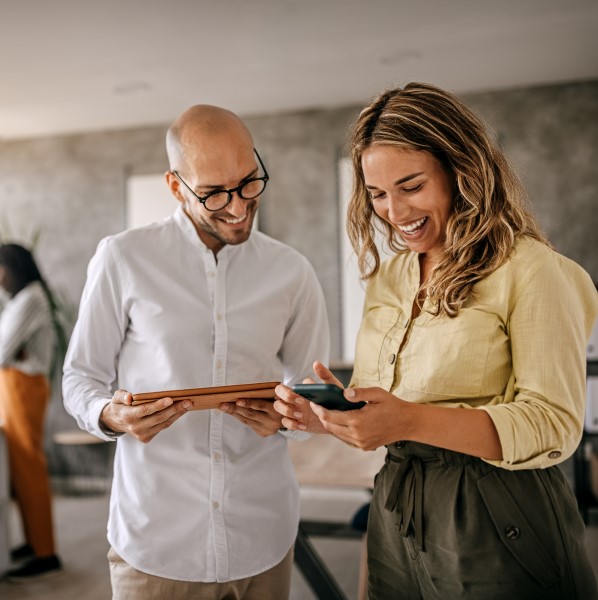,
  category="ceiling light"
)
[378,50,422,66]
[112,81,153,95]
